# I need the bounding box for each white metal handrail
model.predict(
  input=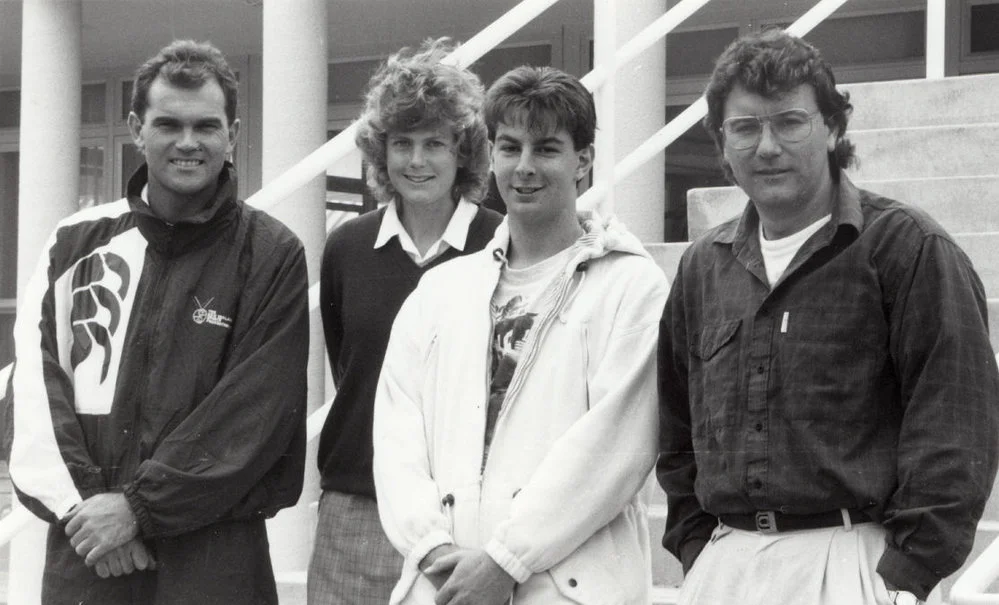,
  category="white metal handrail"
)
[578,0,850,211]
[580,0,711,91]
[251,0,560,215]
